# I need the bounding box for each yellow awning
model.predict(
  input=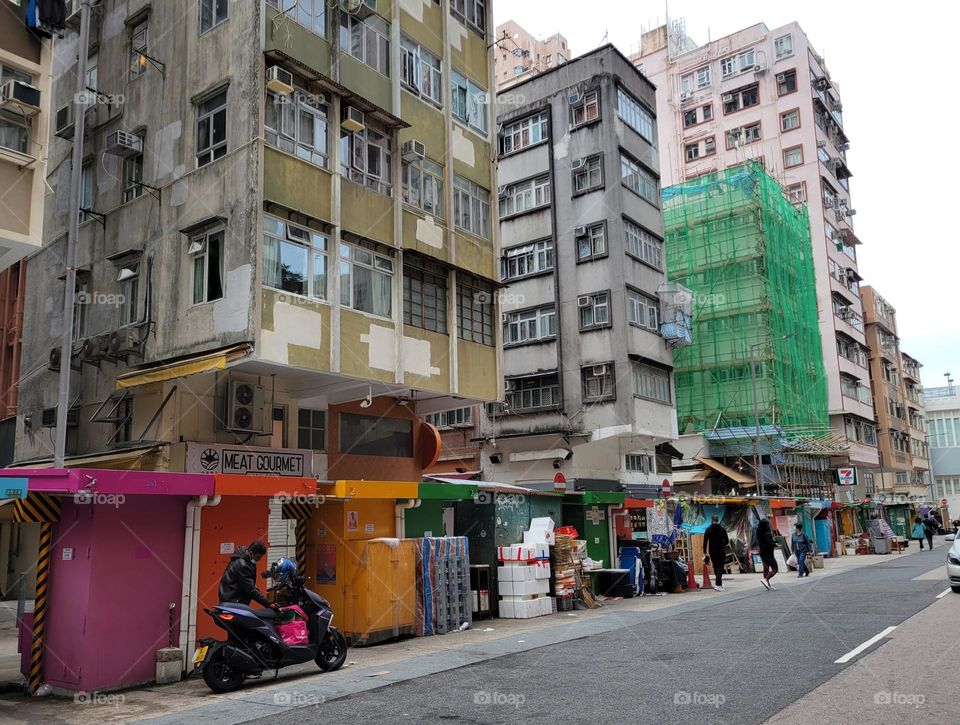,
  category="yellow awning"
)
[116,343,252,389]
[8,444,164,470]
[695,455,756,486]
[319,480,420,500]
